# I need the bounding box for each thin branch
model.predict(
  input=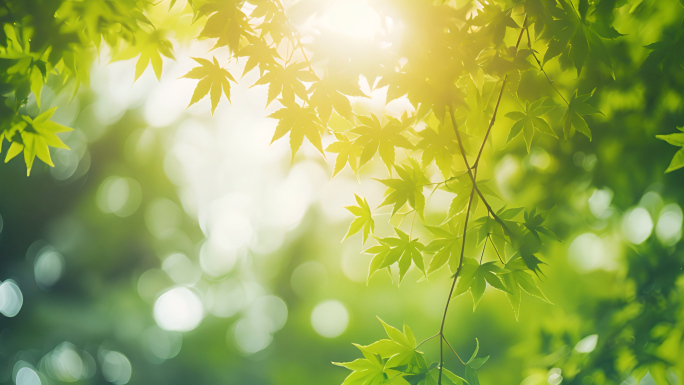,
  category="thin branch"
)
[442,335,465,365]
[429,182,442,198]
[446,16,531,237]
[416,333,440,350]
[488,235,505,264]
[476,188,510,235]
[448,106,511,236]
[297,43,318,80]
[274,0,320,80]
[479,237,488,264]
[473,14,529,170]
[438,16,528,384]
[439,163,477,384]
[409,210,417,238]
[526,28,569,105]
[396,209,416,228]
